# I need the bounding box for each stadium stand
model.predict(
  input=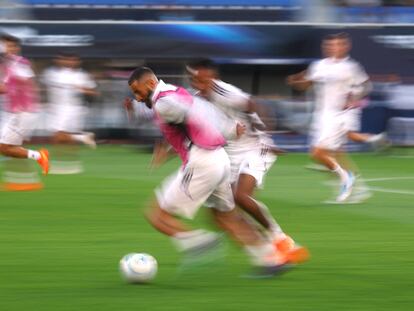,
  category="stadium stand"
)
[18,0,302,21]
[22,0,298,6]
